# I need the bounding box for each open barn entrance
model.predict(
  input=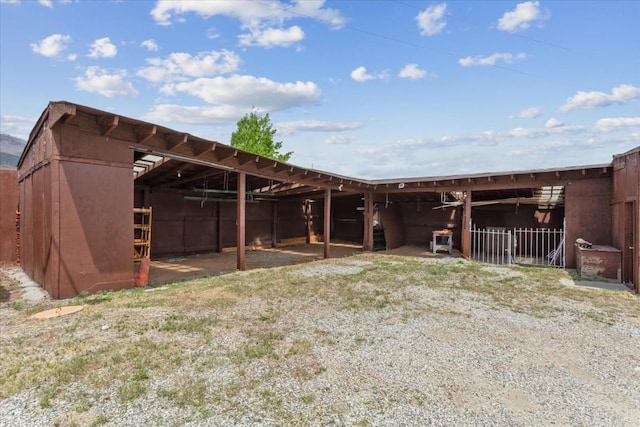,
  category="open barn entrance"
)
[131,148,368,284]
[469,186,566,267]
